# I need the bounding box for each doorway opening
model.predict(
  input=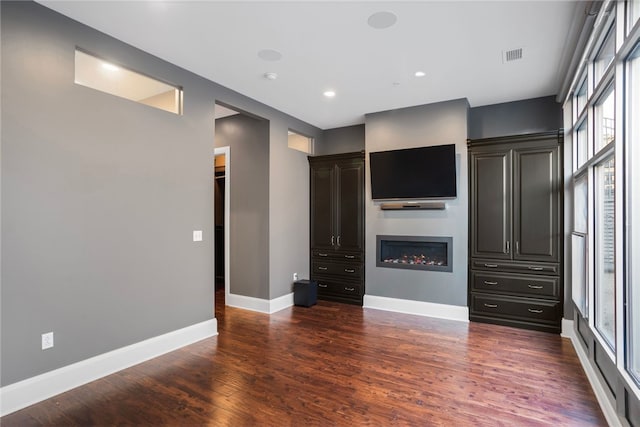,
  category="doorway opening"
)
[214,146,230,312]
[214,103,236,314]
